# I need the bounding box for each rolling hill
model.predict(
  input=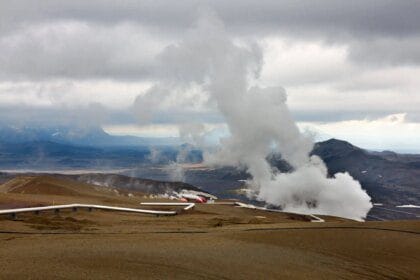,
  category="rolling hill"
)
[0,173,419,279]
